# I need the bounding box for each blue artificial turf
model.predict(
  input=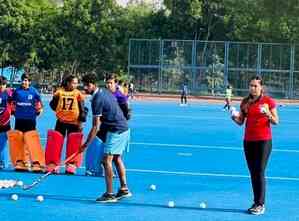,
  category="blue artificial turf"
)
[0,98,298,221]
